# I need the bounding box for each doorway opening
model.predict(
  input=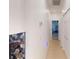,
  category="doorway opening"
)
[52,21,59,40]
